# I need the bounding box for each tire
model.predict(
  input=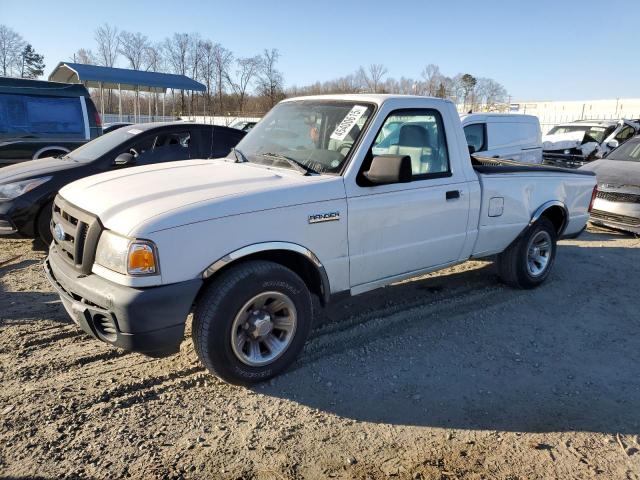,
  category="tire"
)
[192,260,313,385]
[35,201,53,248]
[497,217,557,289]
